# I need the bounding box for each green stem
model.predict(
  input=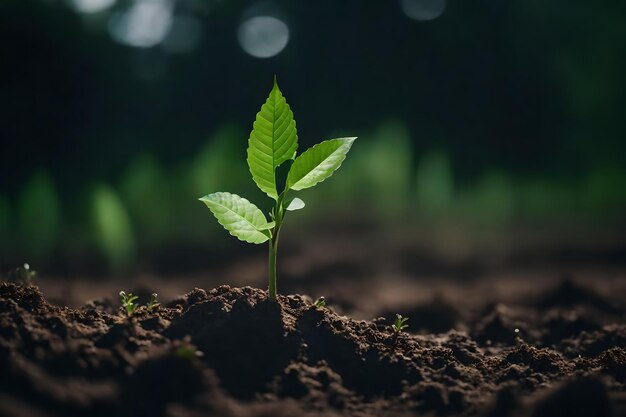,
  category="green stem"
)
[268,237,277,301]
[268,193,287,302]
